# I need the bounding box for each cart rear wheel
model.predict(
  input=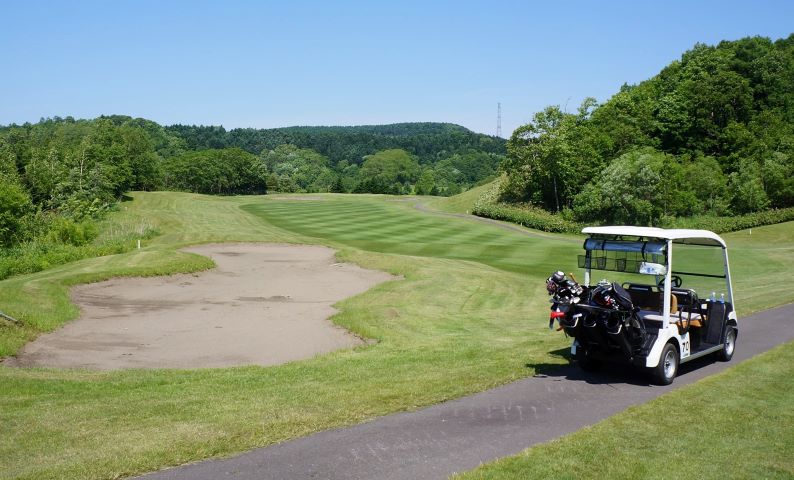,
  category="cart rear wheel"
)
[576,346,600,372]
